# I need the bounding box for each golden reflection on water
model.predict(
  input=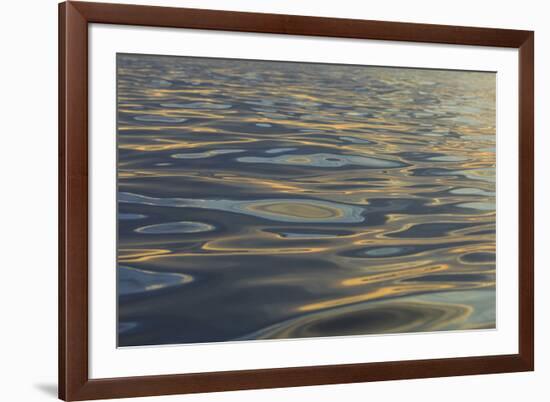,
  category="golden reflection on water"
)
[117,54,496,347]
